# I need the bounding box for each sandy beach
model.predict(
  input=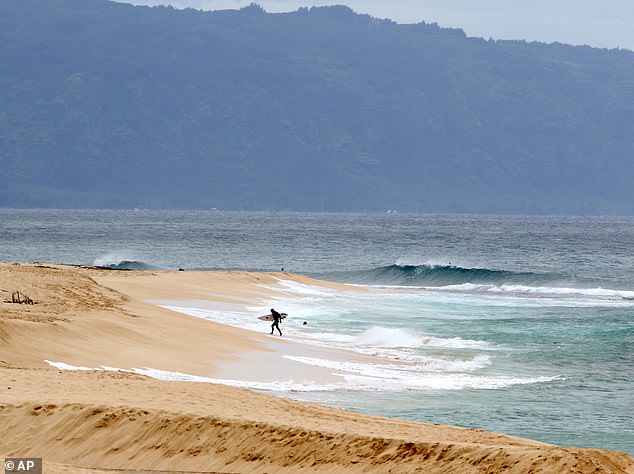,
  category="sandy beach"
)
[1,262,632,473]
